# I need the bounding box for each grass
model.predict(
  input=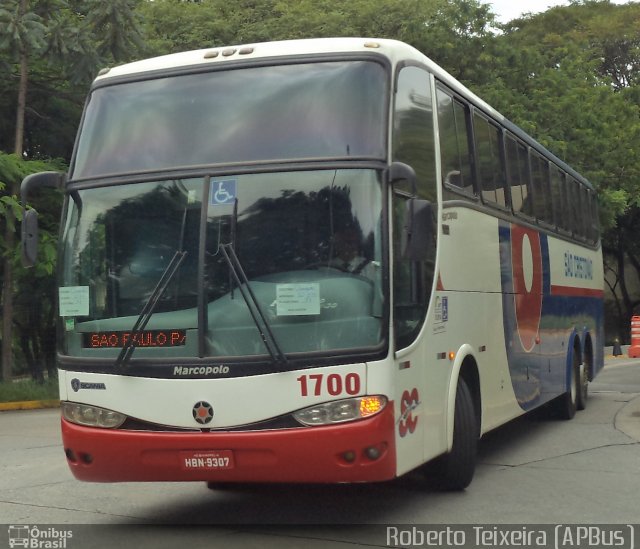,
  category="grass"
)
[0,376,59,403]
